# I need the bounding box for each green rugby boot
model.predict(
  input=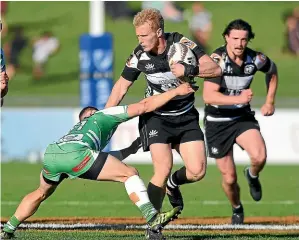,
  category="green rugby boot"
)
[147,206,182,232]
